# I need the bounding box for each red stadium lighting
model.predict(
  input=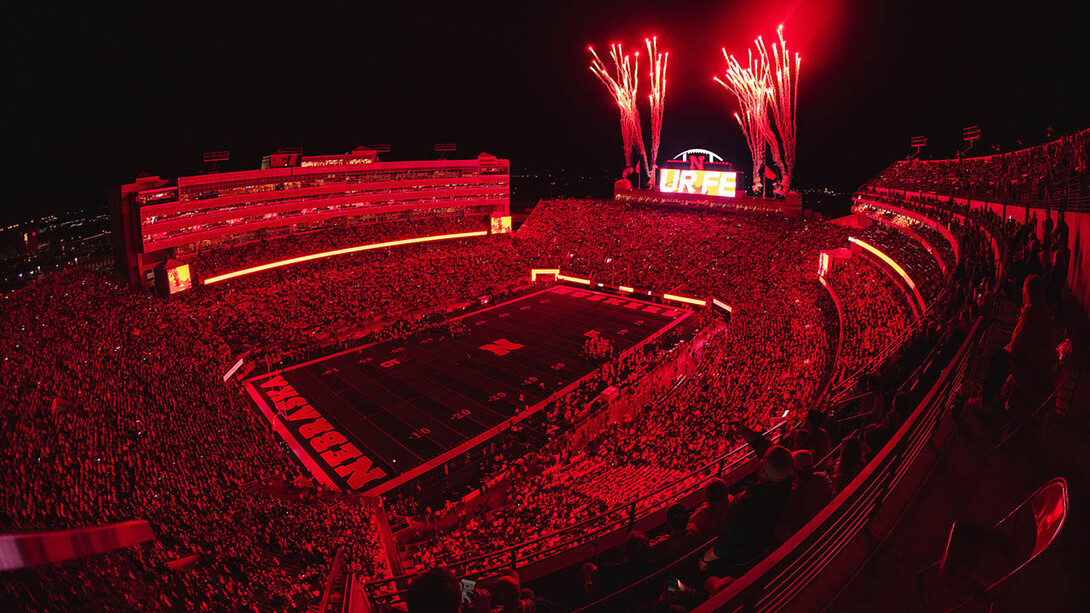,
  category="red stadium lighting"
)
[848,237,915,289]
[556,273,592,286]
[818,251,831,277]
[202,230,488,285]
[663,293,707,307]
[530,268,561,282]
[848,236,925,314]
[711,297,733,313]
